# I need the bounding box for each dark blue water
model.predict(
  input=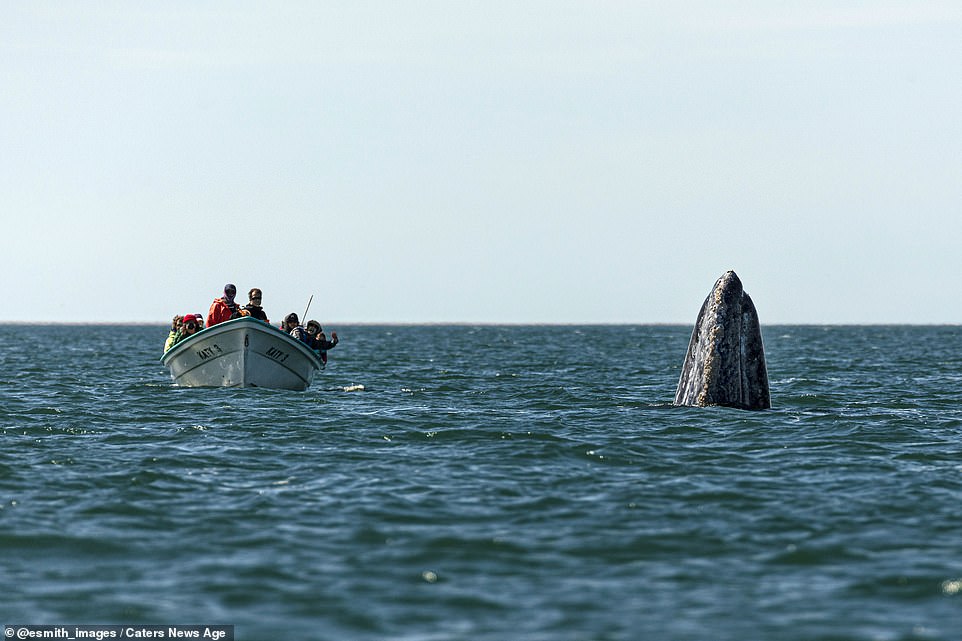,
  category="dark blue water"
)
[2,325,962,640]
